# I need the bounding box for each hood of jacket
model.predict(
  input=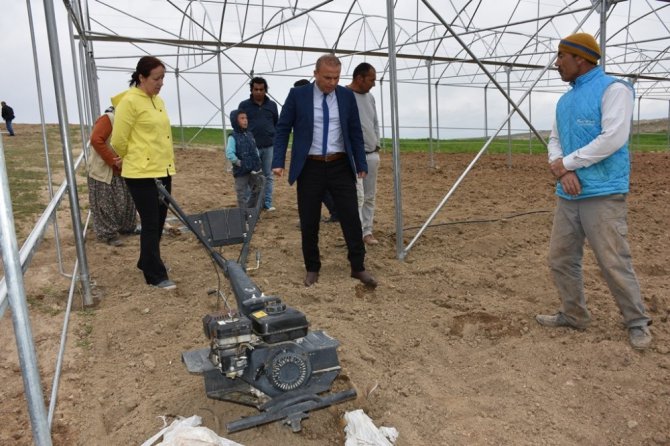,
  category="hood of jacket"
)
[111,90,128,108]
[230,109,244,133]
